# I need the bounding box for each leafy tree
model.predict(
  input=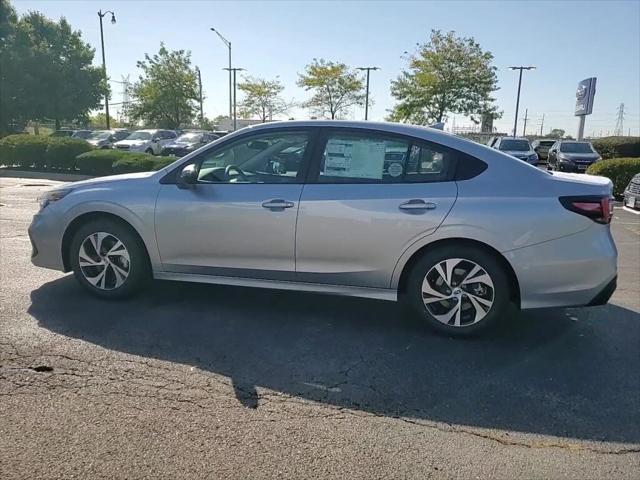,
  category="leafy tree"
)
[88,113,120,129]
[238,77,291,122]
[129,44,199,129]
[545,128,566,138]
[297,59,365,119]
[389,30,499,124]
[0,3,105,132]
